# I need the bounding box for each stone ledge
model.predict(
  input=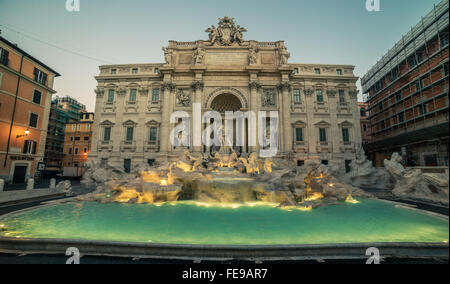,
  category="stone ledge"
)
[0,189,66,208]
